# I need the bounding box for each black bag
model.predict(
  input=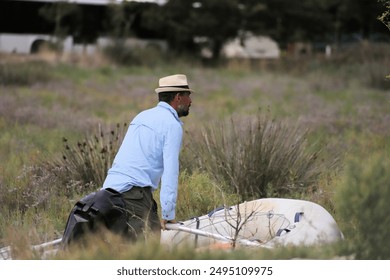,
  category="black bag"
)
[61,188,127,247]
